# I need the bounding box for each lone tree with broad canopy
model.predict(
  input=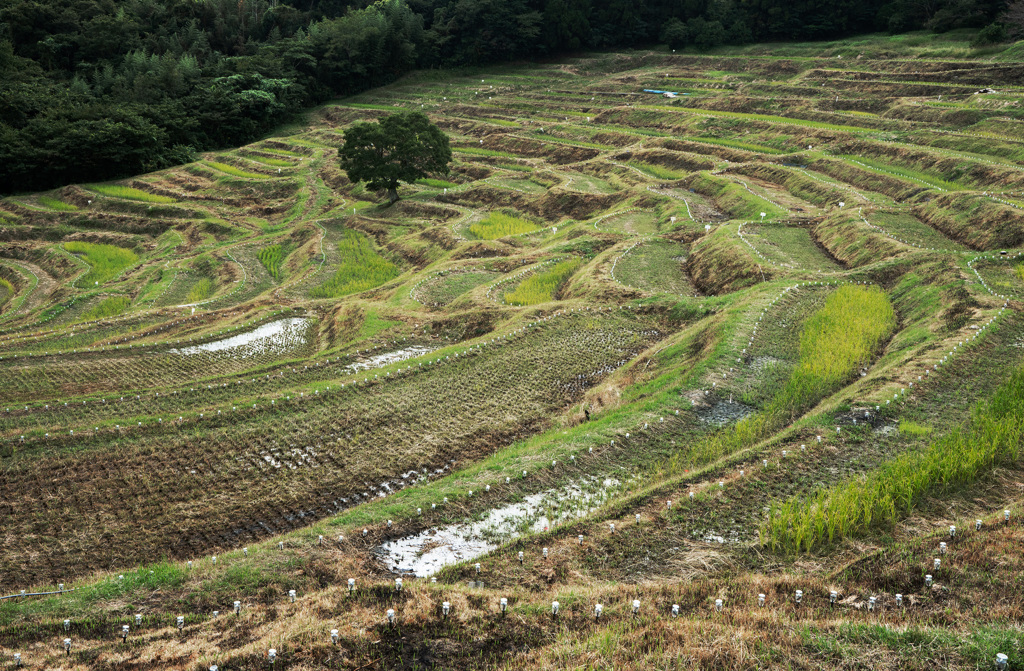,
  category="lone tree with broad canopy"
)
[338,111,452,204]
